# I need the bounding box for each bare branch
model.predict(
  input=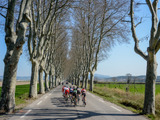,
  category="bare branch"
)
[130,0,148,60]
[0,12,6,18]
[0,5,8,9]
[28,22,33,58]
[135,17,142,27]
[16,0,27,33]
[145,0,156,16]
